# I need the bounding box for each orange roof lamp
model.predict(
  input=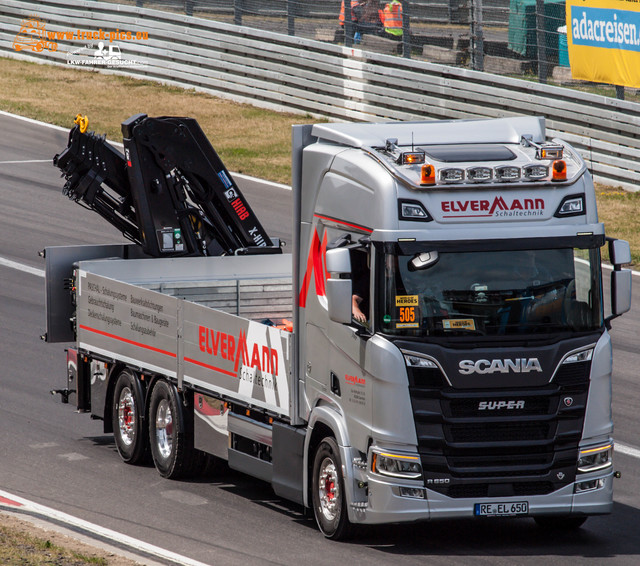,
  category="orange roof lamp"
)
[420,163,436,185]
[552,159,567,182]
